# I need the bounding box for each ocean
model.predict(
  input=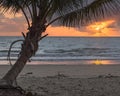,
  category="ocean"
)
[0,36,120,65]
